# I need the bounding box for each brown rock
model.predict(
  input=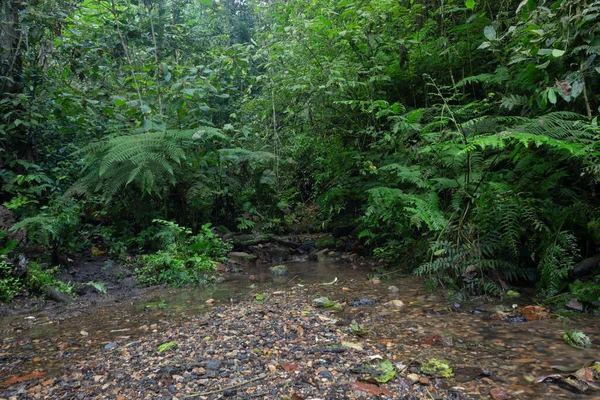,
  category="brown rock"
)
[490,387,510,400]
[521,305,550,321]
[419,377,430,385]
